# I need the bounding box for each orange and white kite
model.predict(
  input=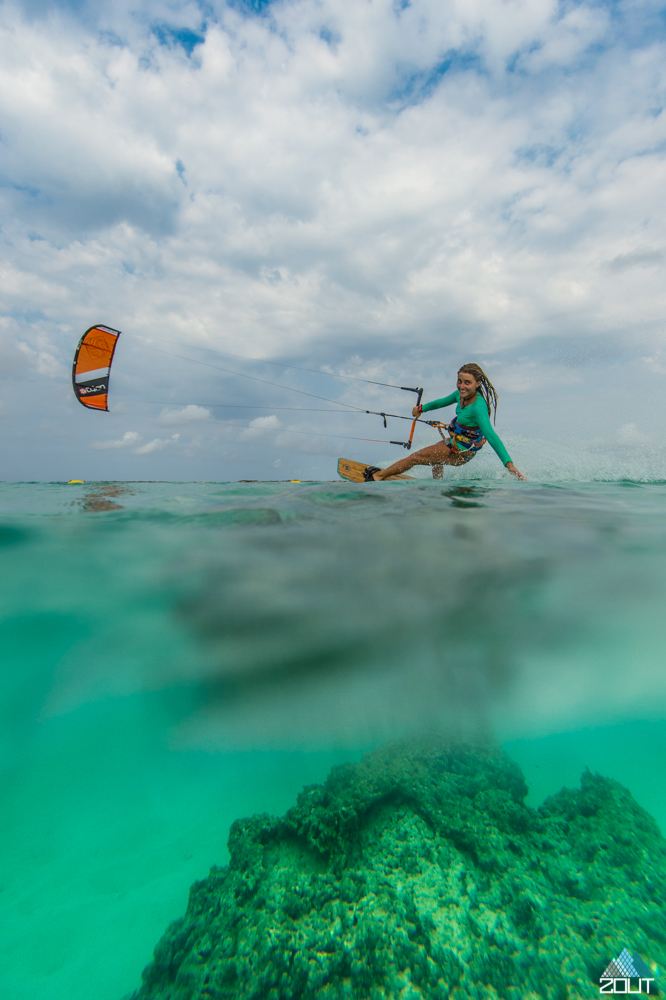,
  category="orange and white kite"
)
[72,325,121,411]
